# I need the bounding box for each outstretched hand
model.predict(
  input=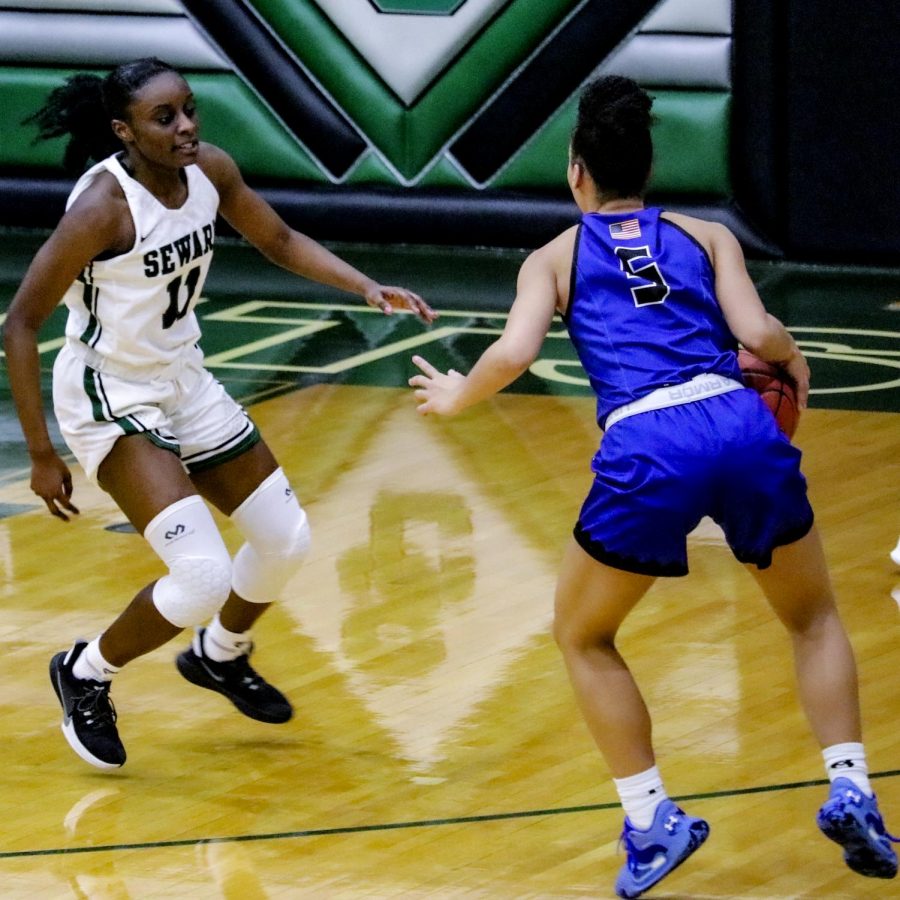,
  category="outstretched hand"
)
[408,354,466,416]
[365,284,437,324]
[30,450,80,521]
